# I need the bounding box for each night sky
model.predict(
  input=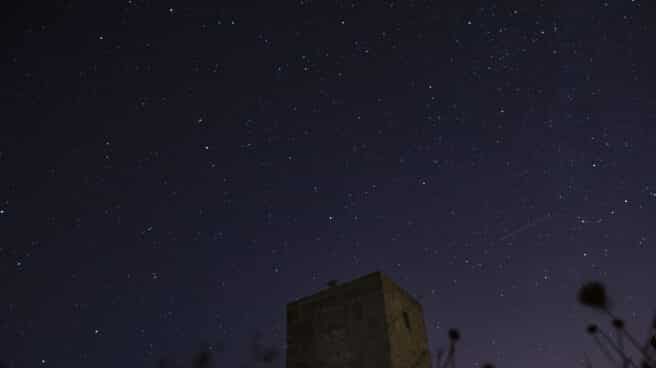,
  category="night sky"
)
[2,1,656,367]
